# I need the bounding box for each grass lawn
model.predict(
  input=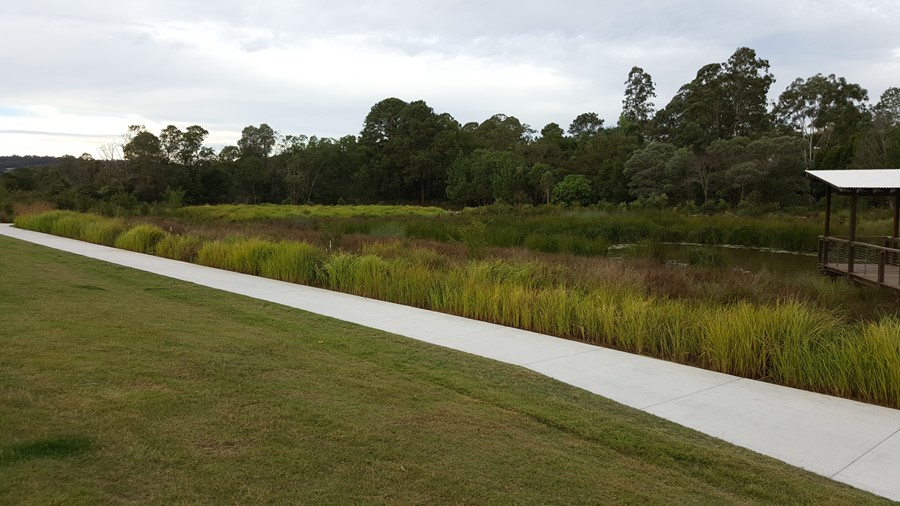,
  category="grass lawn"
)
[0,236,888,505]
